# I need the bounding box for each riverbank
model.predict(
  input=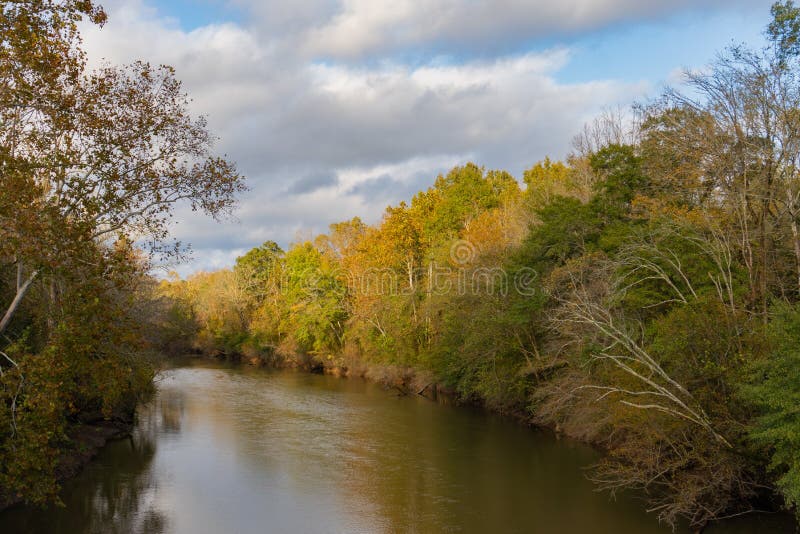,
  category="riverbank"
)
[202,349,476,411]
[0,415,135,511]
[0,363,690,533]
[186,350,794,533]
[3,361,793,534]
